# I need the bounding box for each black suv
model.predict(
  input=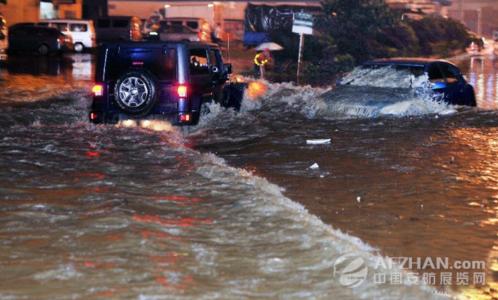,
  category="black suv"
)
[8,23,73,55]
[89,41,244,125]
